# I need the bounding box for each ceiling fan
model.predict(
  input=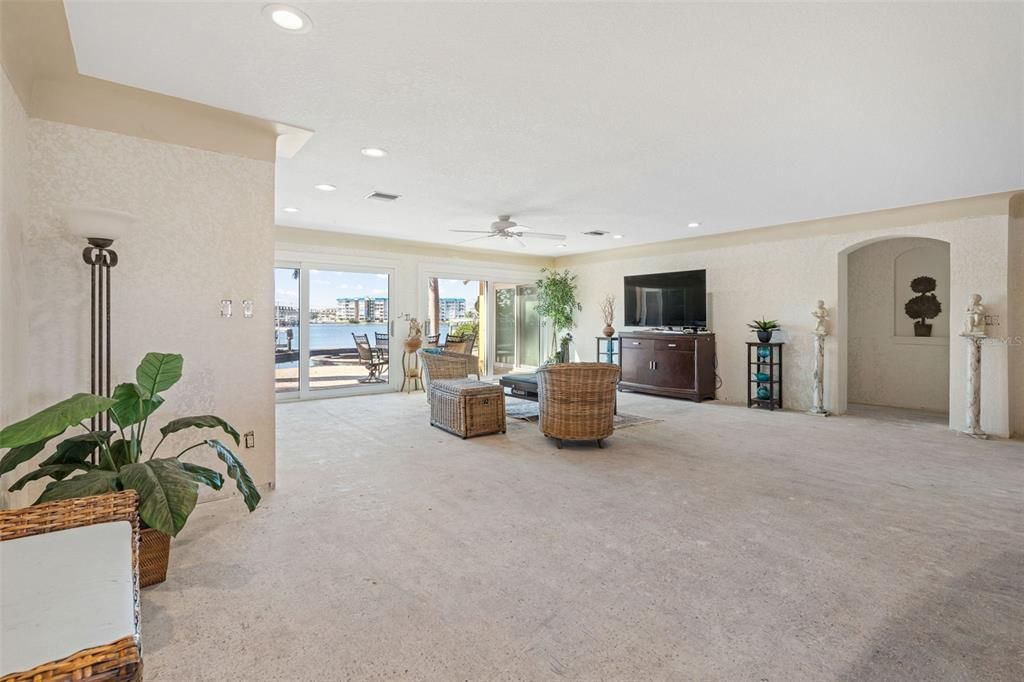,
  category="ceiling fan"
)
[450,215,565,247]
